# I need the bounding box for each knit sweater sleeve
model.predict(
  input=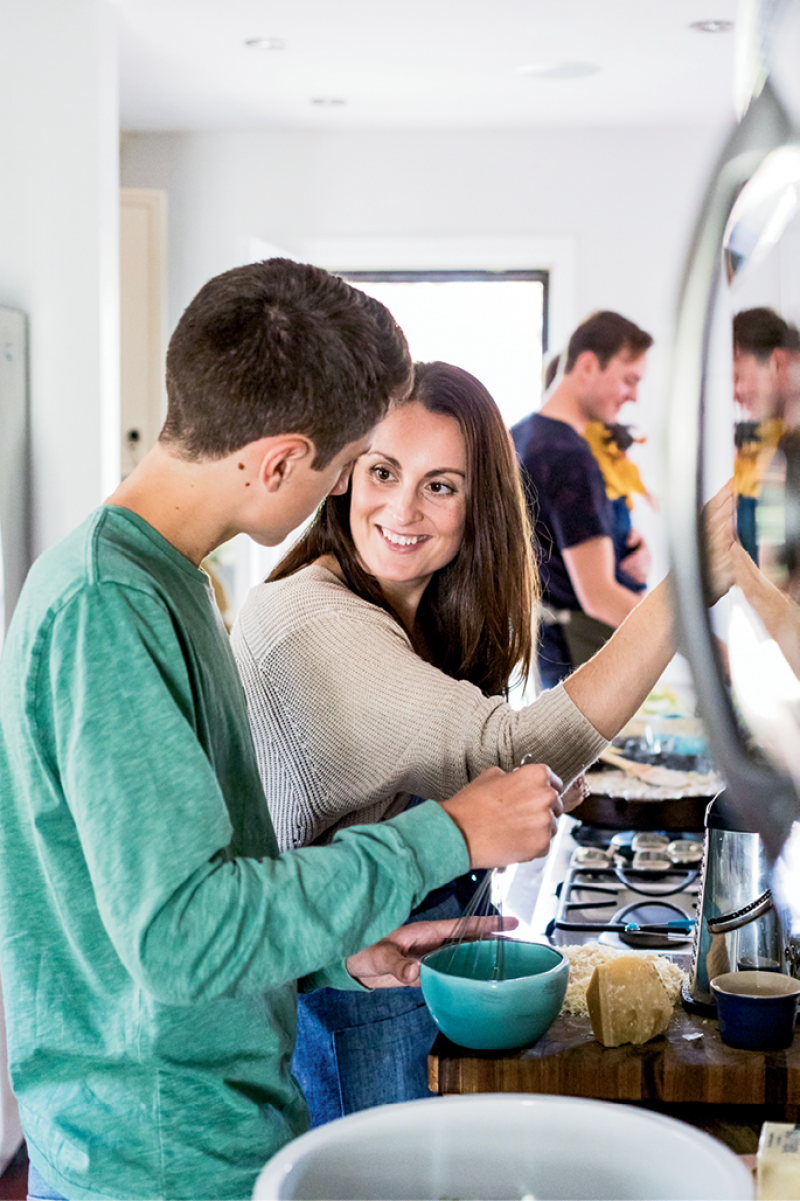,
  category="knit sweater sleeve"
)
[231,566,608,850]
